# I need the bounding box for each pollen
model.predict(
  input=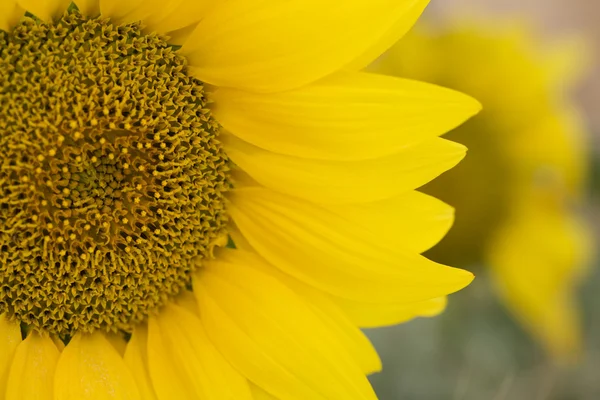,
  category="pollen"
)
[0,11,230,336]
